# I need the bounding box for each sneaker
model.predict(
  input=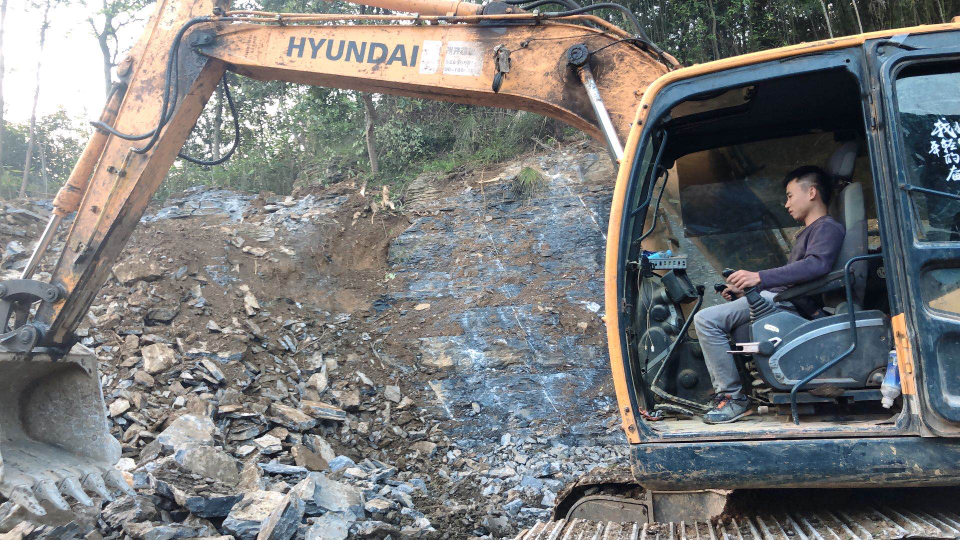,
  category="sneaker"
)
[703,394,751,424]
